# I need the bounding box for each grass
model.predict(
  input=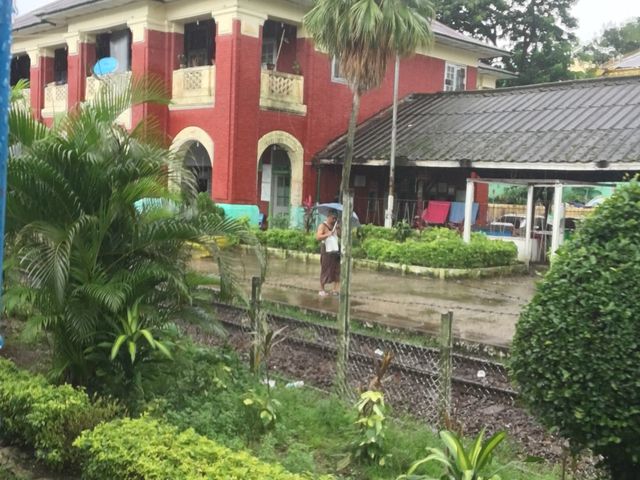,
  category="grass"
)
[147,341,562,479]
